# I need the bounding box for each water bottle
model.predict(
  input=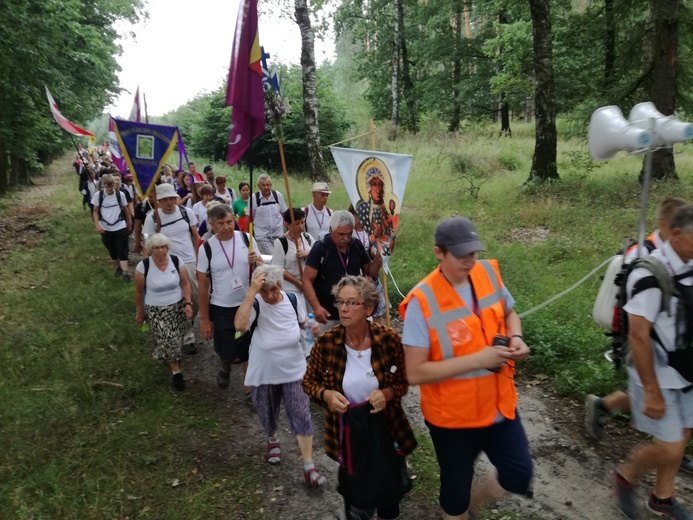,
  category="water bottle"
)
[304,313,316,355]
